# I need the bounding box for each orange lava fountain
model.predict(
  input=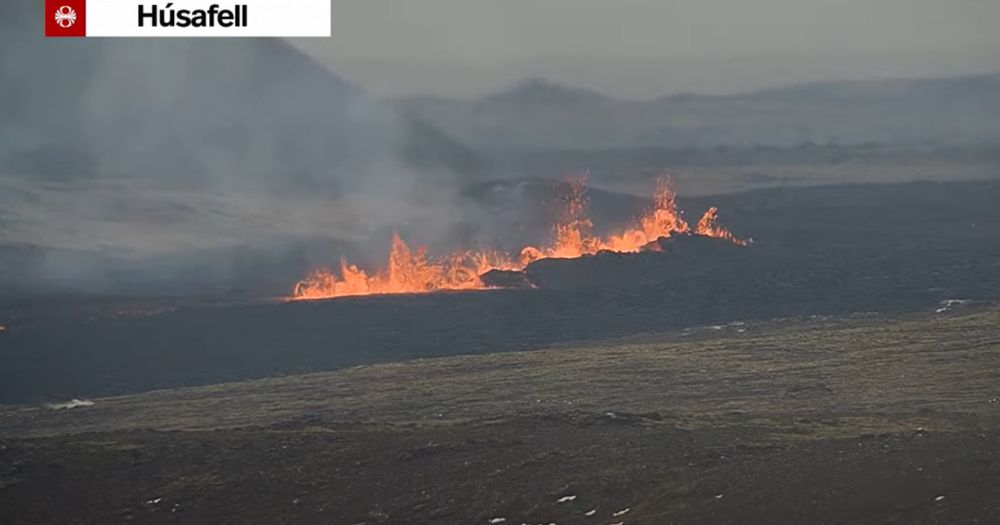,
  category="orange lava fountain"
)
[292,176,747,300]
[293,234,518,300]
[519,177,708,264]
